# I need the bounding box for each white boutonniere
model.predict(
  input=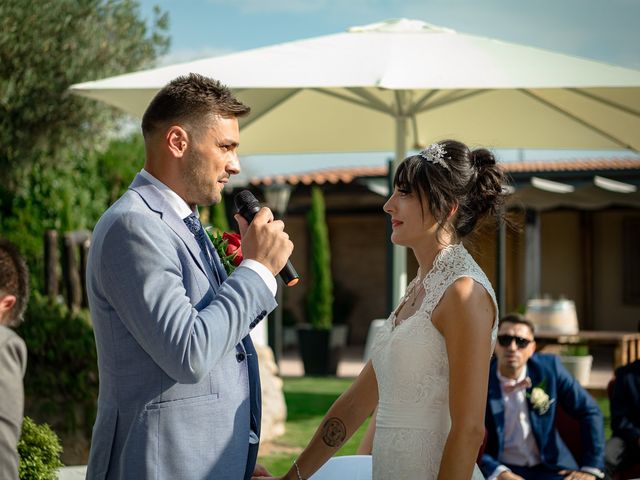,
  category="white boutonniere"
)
[528,380,555,415]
